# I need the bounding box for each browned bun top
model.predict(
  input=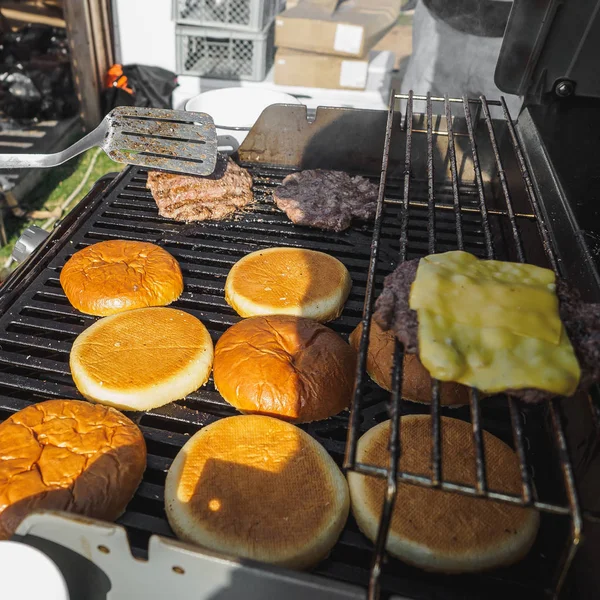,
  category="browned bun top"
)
[349,416,539,572]
[213,315,357,423]
[0,399,146,539]
[60,239,184,316]
[349,322,469,406]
